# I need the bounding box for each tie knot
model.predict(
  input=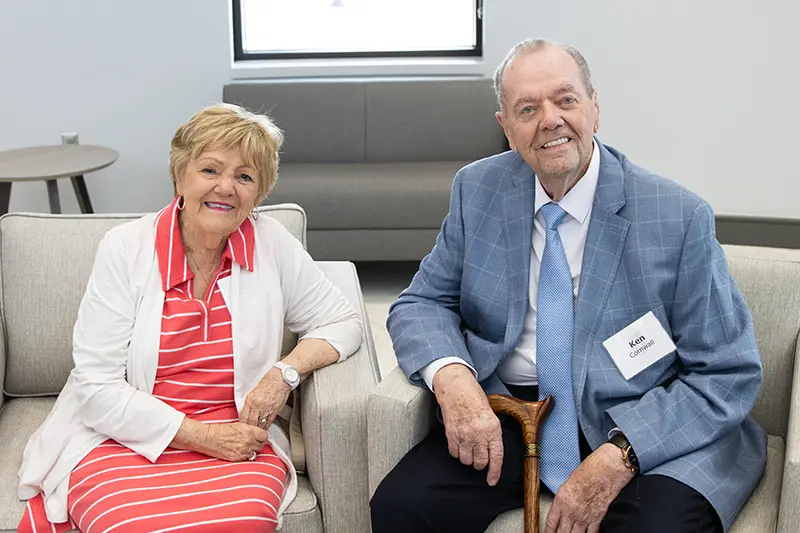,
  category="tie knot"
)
[540,202,567,230]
